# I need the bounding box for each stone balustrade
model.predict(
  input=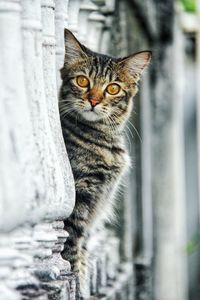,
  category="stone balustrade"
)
[0,0,134,299]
